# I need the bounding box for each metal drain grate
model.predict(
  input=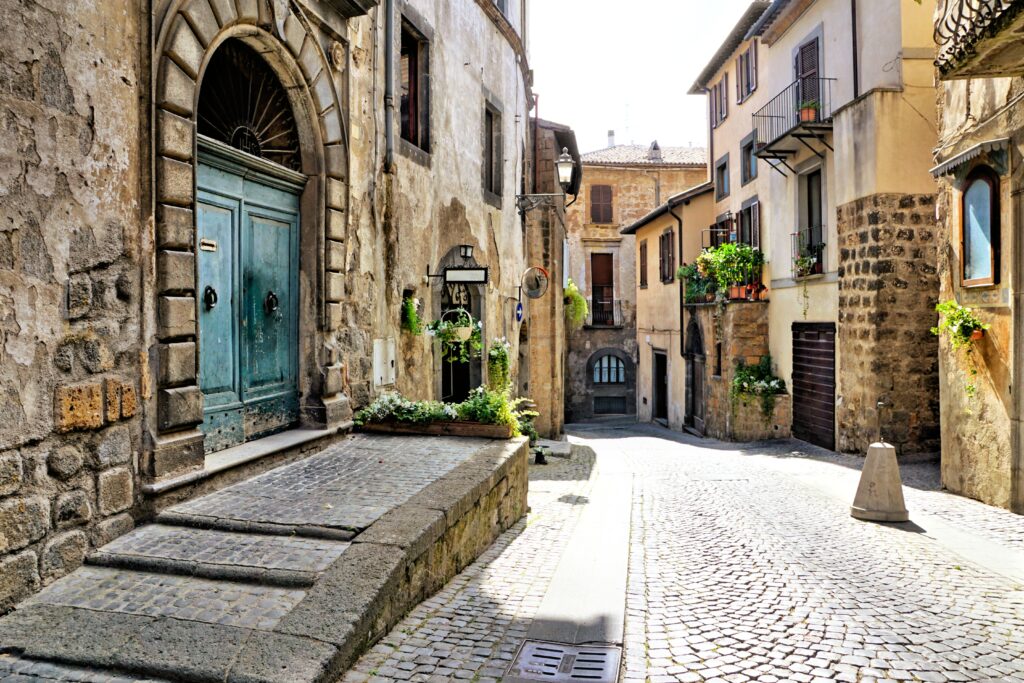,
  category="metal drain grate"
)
[506,640,621,682]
